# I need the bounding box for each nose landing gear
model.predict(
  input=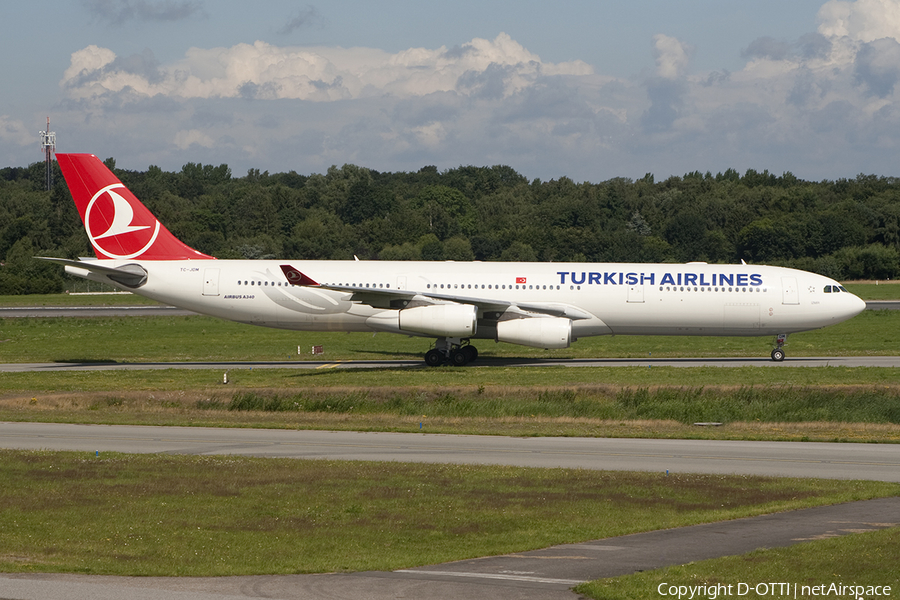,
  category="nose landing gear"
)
[771,333,787,361]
